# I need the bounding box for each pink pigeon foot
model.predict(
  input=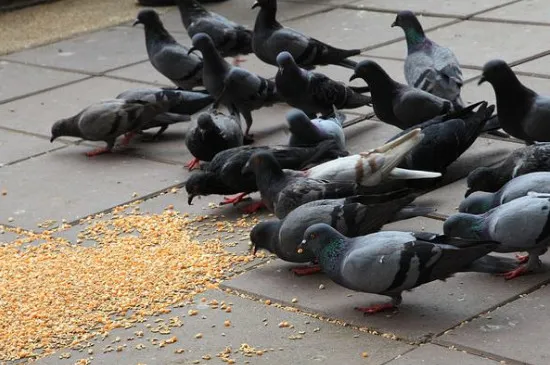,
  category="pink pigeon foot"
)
[516,254,529,264]
[241,201,265,214]
[219,192,249,206]
[291,265,322,276]
[499,265,530,280]
[121,132,136,146]
[232,56,247,66]
[354,303,397,315]
[85,147,111,157]
[185,157,200,171]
